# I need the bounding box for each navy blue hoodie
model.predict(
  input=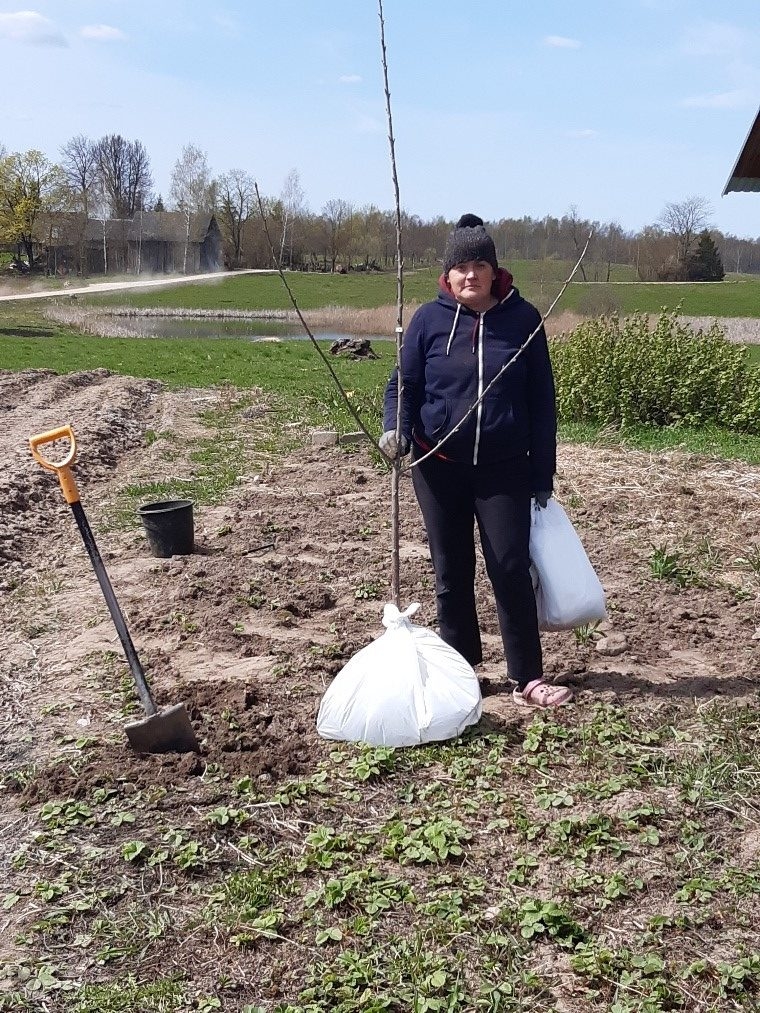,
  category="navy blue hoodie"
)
[383,276,557,491]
